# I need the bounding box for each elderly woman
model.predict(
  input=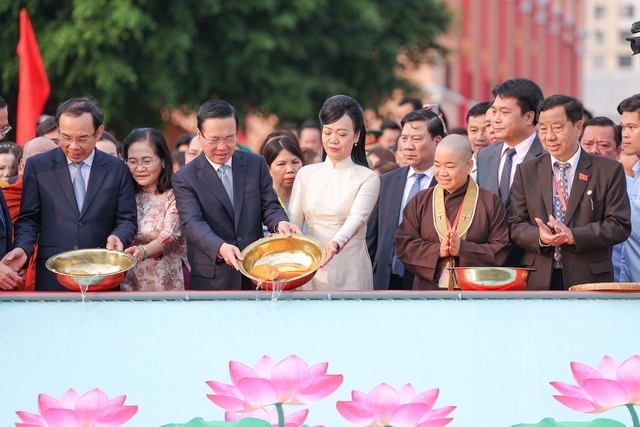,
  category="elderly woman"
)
[122,128,187,291]
[288,95,380,290]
